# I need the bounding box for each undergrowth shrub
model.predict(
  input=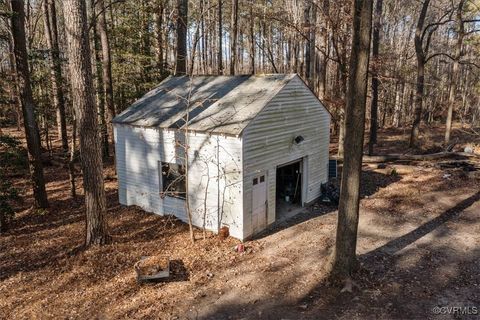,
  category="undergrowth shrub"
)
[0,135,24,232]
[0,135,28,170]
[0,174,19,232]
